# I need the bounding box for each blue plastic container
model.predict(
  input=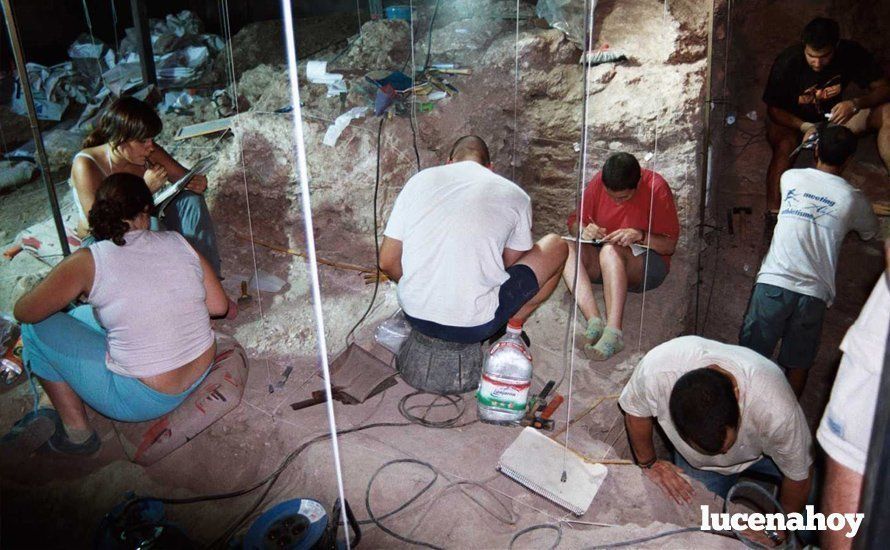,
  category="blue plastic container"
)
[385,5,413,21]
